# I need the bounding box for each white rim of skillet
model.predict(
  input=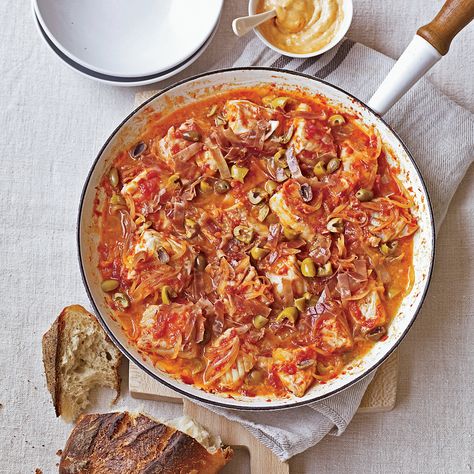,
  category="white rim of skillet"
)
[33,0,224,78]
[77,68,435,411]
[33,11,220,87]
